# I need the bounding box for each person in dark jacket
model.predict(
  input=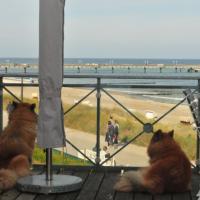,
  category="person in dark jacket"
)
[113,120,119,144]
[105,120,115,146]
